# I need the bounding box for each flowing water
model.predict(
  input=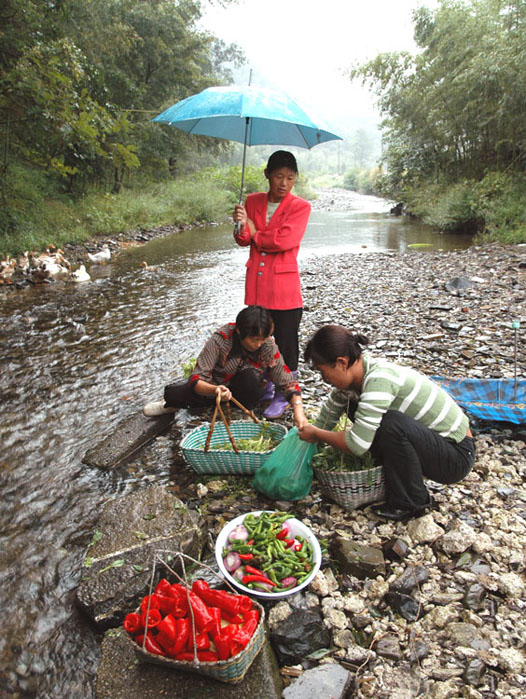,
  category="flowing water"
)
[0,193,472,696]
